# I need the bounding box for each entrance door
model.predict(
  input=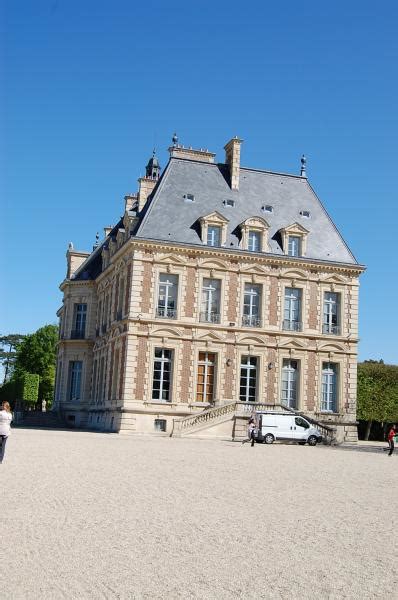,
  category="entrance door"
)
[196,352,216,403]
